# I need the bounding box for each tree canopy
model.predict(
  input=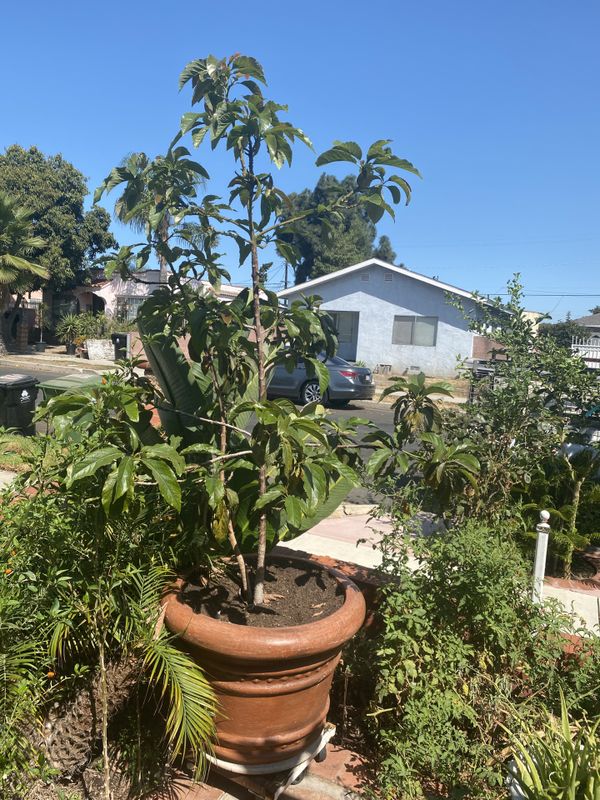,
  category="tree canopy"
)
[538,314,588,350]
[281,174,398,284]
[0,145,117,290]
